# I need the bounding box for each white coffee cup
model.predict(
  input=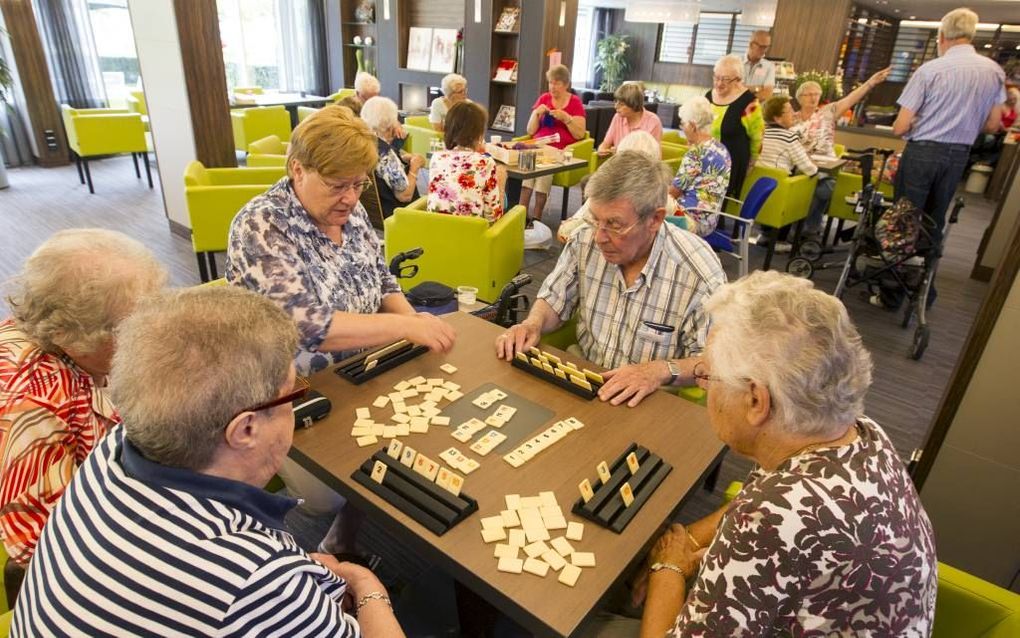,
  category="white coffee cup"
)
[457,285,479,306]
[491,135,502,145]
[563,149,574,163]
